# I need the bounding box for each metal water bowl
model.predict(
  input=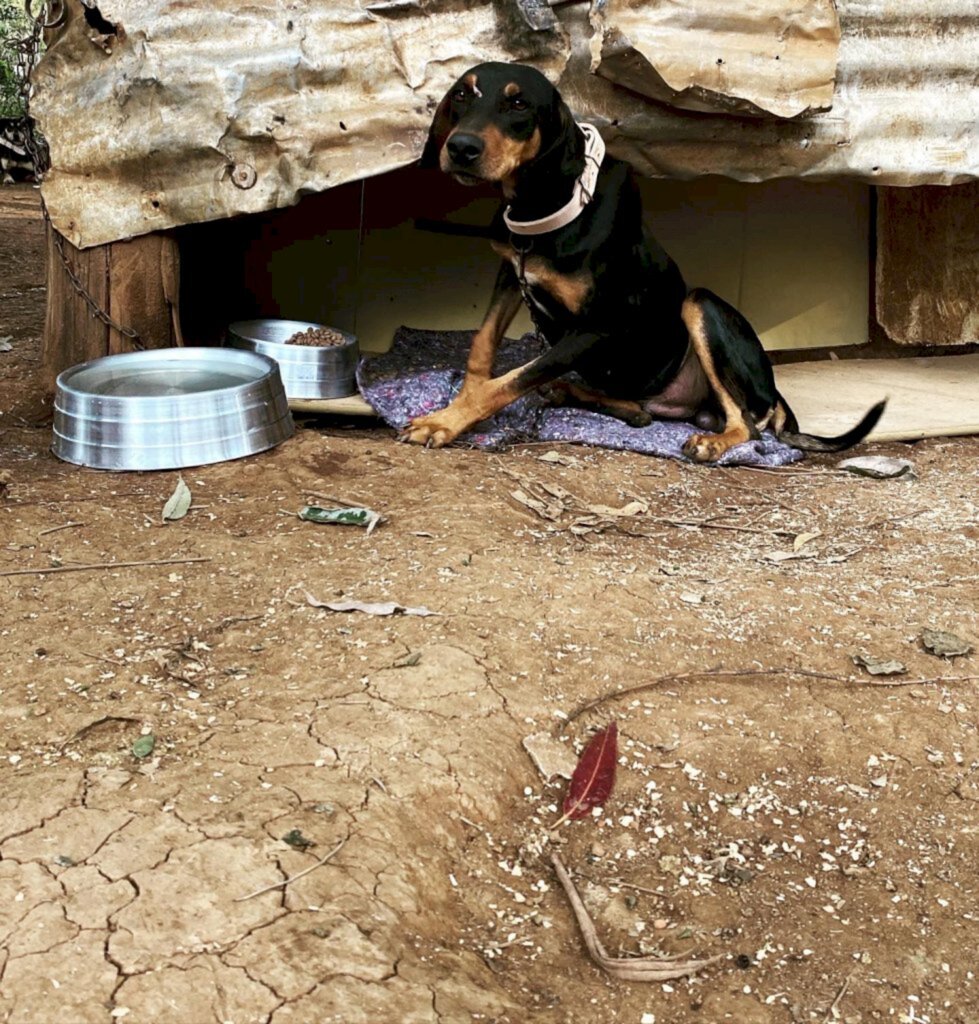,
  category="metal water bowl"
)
[226,319,359,400]
[52,347,294,471]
